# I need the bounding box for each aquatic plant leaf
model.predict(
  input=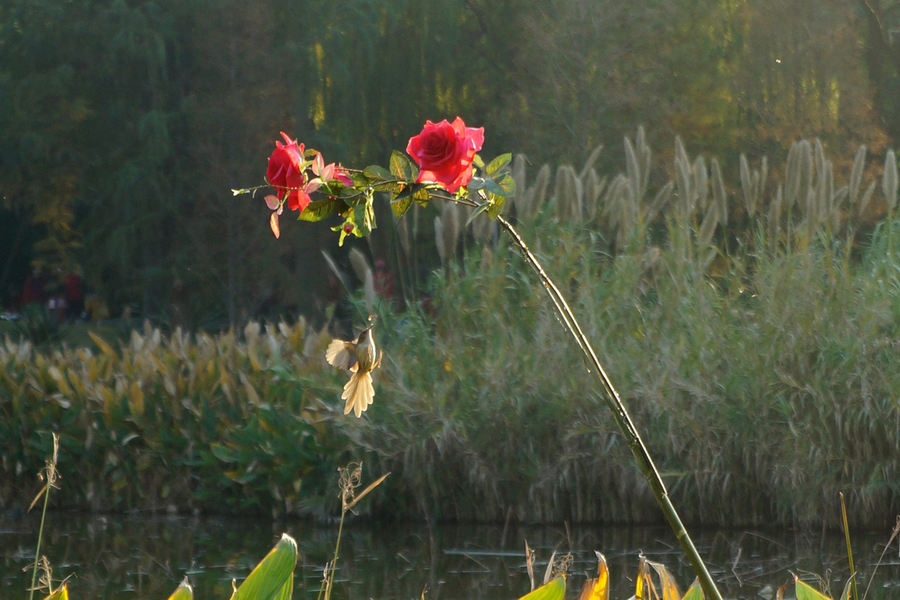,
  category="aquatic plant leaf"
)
[517,576,565,600]
[681,579,703,600]
[42,583,69,600]
[578,552,608,600]
[271,572,293,600]
[230,533,298,600]
[794,577,833,600]
[167,577,193,600]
